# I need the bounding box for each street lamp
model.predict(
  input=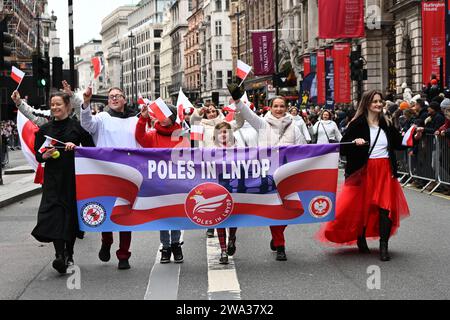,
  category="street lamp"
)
[128,32,138,105]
